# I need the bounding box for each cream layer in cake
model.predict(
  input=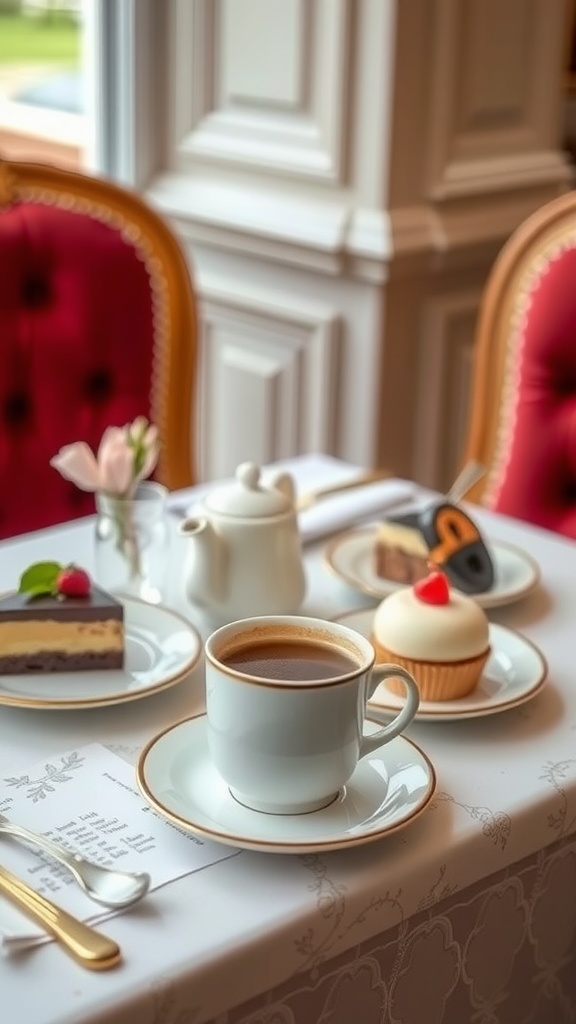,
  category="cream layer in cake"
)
[0,585,124,674]
[376,522,429,556]
[0,620,123,656]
